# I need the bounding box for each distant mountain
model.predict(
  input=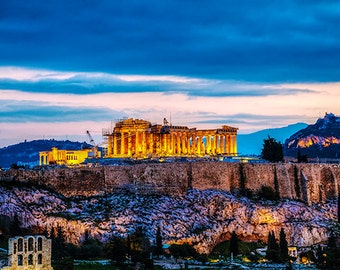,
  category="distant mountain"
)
[238,123,308,155]
[284,113,340,159]
[0,139,92,169]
